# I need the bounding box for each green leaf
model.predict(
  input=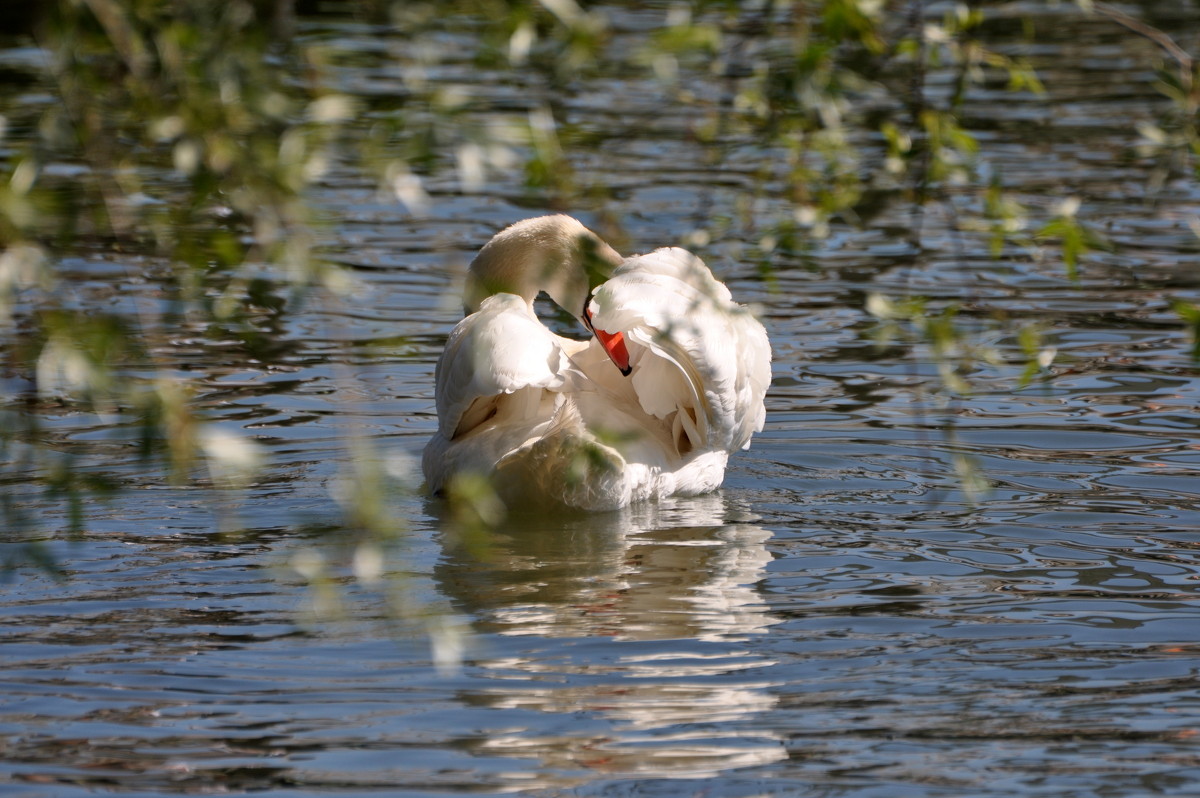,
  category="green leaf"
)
[1173,301,1200,360]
